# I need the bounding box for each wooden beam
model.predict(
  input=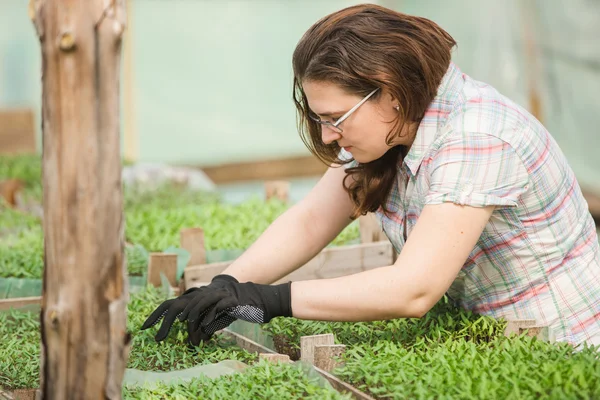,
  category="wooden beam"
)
[0,296,42,311]
[184,241,394,289]
[0,109,36,154]
[31,0,130,398]
[196,155,328,184]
